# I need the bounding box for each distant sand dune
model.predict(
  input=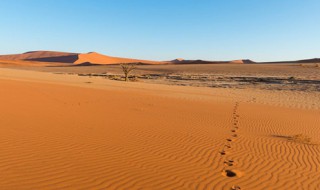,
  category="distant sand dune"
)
[0,59,70,67]
[0,51,77,60]
[0,51,165,65]
[75,52,163,65]
[1,51,319,66]
[230,59,255,64]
